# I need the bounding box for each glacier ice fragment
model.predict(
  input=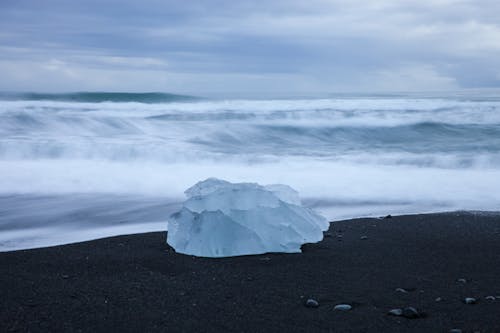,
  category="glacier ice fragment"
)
[167,178,328,257]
